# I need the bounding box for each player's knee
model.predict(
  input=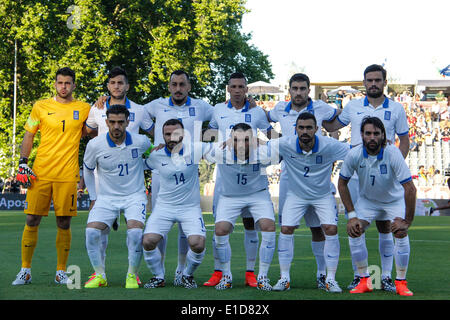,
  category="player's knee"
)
[321,224,337,236]
[259,219,275,232]
[215,222,232,236]
[26,214,42,227]
[188,236,205,253]
[280,226,295,234]
[393,230,408,239]
[142,234,159,251]
[56,216,72,229]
